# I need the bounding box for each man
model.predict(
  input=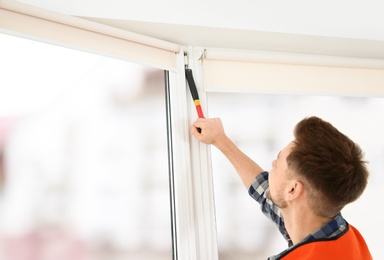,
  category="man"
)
[190,116,372,259]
